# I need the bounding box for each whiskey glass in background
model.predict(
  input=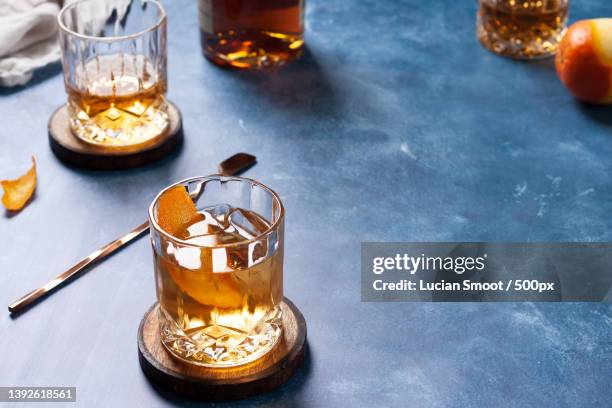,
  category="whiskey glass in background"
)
[58,0,168,147]
[477,0,569,59]
[198,0,304,69]
[149,176,285,367]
